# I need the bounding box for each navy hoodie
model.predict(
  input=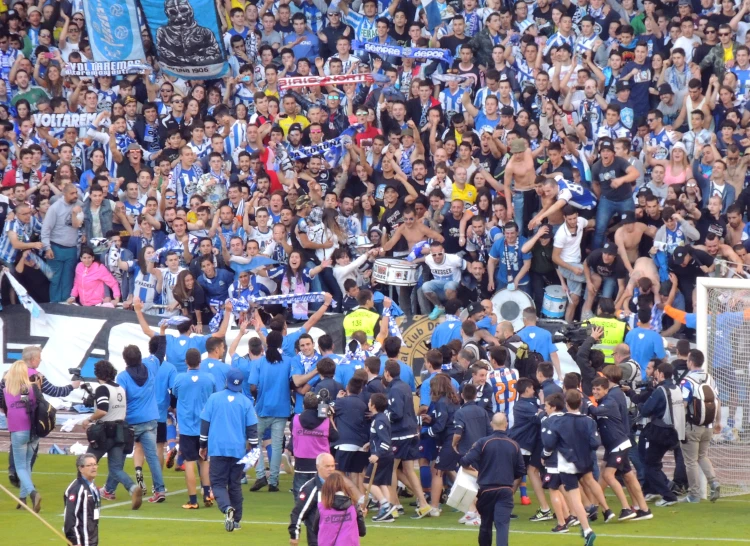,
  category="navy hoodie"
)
[589,392,630,452]
[385,377,418,438]
[509,395,542,453]
[542,412,601,473]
